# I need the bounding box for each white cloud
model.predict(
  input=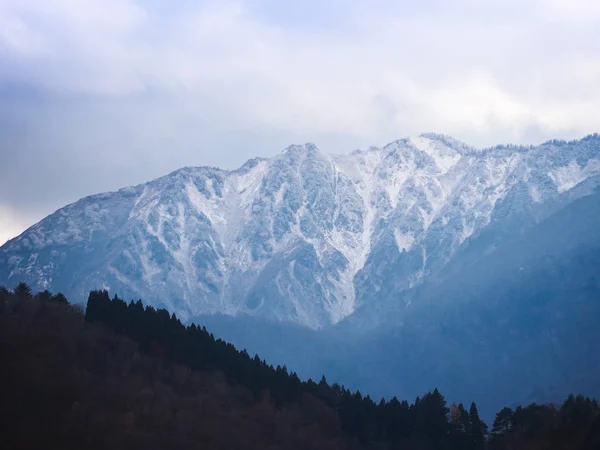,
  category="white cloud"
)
[0,0,599,237]
[0,0,598,139]
[0,204,32,245]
